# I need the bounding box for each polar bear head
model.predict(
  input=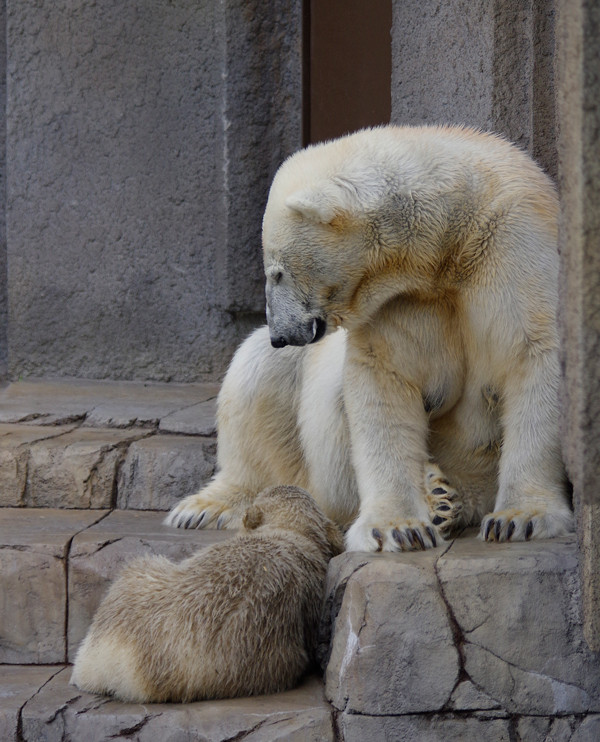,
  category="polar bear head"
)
[261,135,392,348]
[261,128,450,348]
